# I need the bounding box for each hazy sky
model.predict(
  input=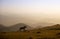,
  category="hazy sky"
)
[0,0,60,27]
